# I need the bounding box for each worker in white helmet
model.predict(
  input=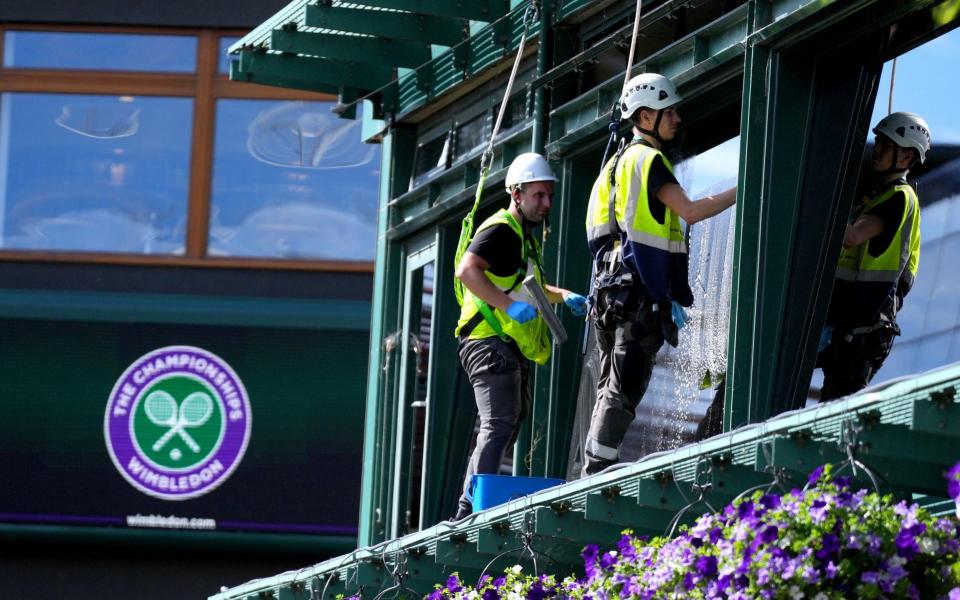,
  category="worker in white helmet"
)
[452,152,587,520]
[582,73,737,475]
[817,112,930,400]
